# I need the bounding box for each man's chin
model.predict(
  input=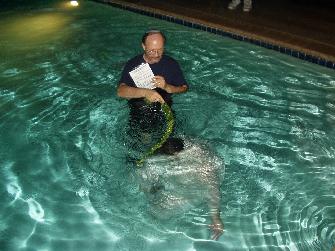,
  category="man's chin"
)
[148,58,161,64]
